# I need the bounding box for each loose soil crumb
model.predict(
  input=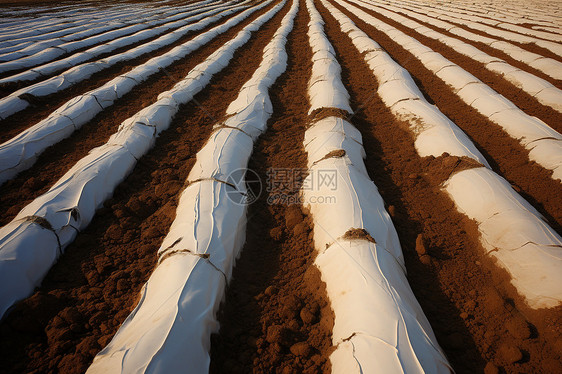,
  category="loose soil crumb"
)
[309,107,350,122]
[312,148,346,165]
[421,153,486,185]
[342,228,376,243]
